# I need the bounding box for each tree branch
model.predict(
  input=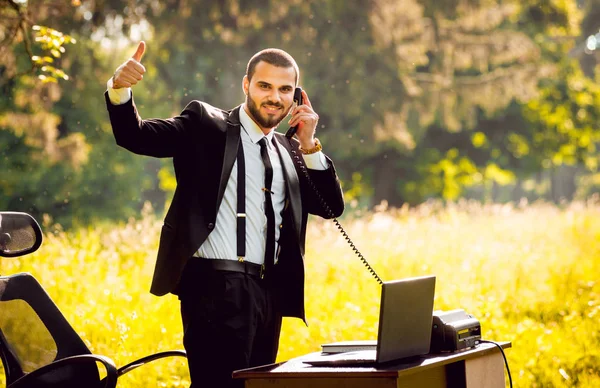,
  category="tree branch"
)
[0,0,38,80]
[409,63,546,88]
